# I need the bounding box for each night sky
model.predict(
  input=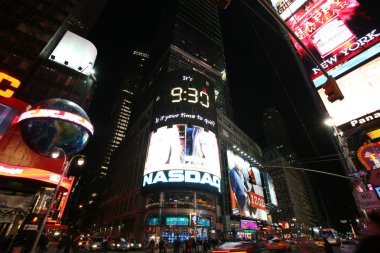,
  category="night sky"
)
[85,0,359,230]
